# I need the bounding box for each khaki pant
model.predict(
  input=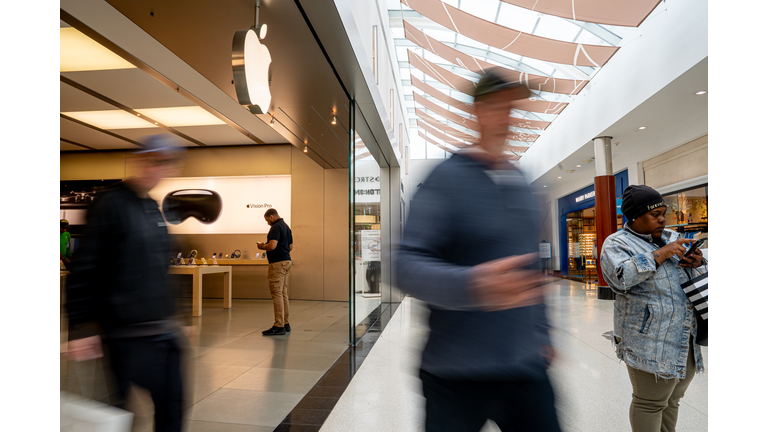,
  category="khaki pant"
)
[626,338,696,432]
[267,260,292,327]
